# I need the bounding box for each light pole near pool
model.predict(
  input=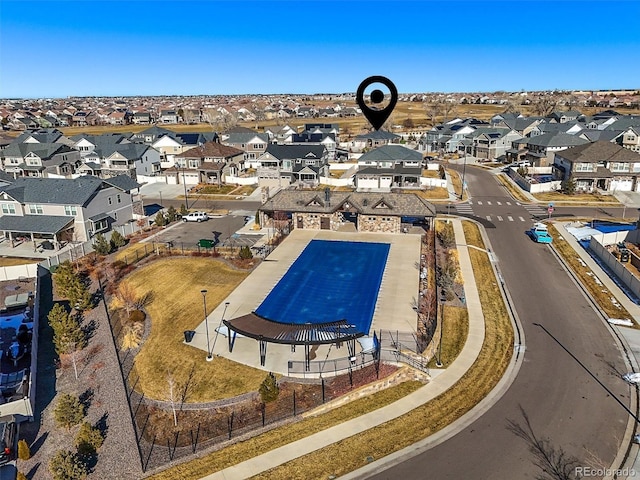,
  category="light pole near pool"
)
[202,289,213,361]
